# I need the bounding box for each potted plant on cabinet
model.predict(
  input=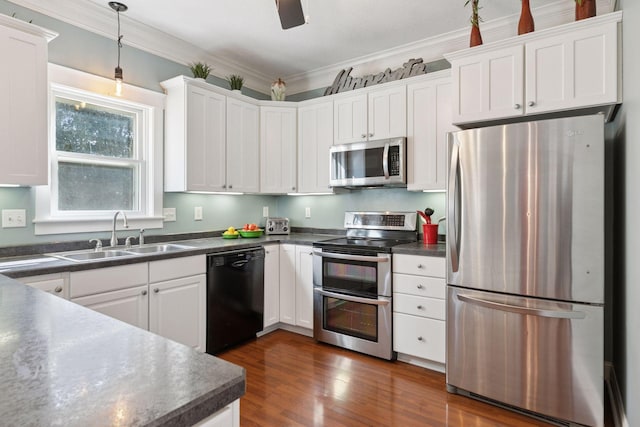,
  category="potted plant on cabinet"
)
[189,62,212,80]
[226,75,244,92]
[465,0,483,47]
[575,0,596,21]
